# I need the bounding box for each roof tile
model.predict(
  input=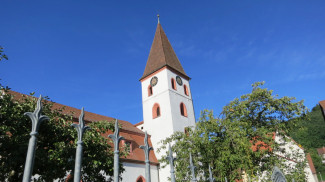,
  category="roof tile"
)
[5,90,158,164]
[140,23,188,80]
